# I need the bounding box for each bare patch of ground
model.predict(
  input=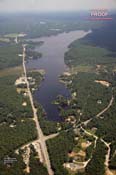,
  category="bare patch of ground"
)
[95,80,111,87]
